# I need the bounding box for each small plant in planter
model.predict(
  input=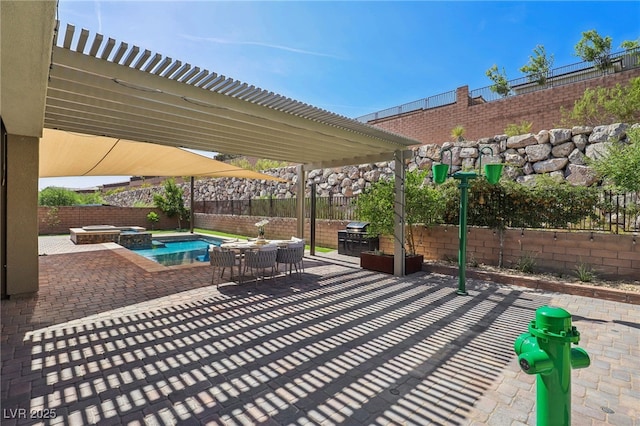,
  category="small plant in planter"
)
[355,169,445,273]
